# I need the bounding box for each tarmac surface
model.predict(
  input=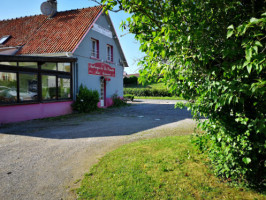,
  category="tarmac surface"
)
[0,99,196,200]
